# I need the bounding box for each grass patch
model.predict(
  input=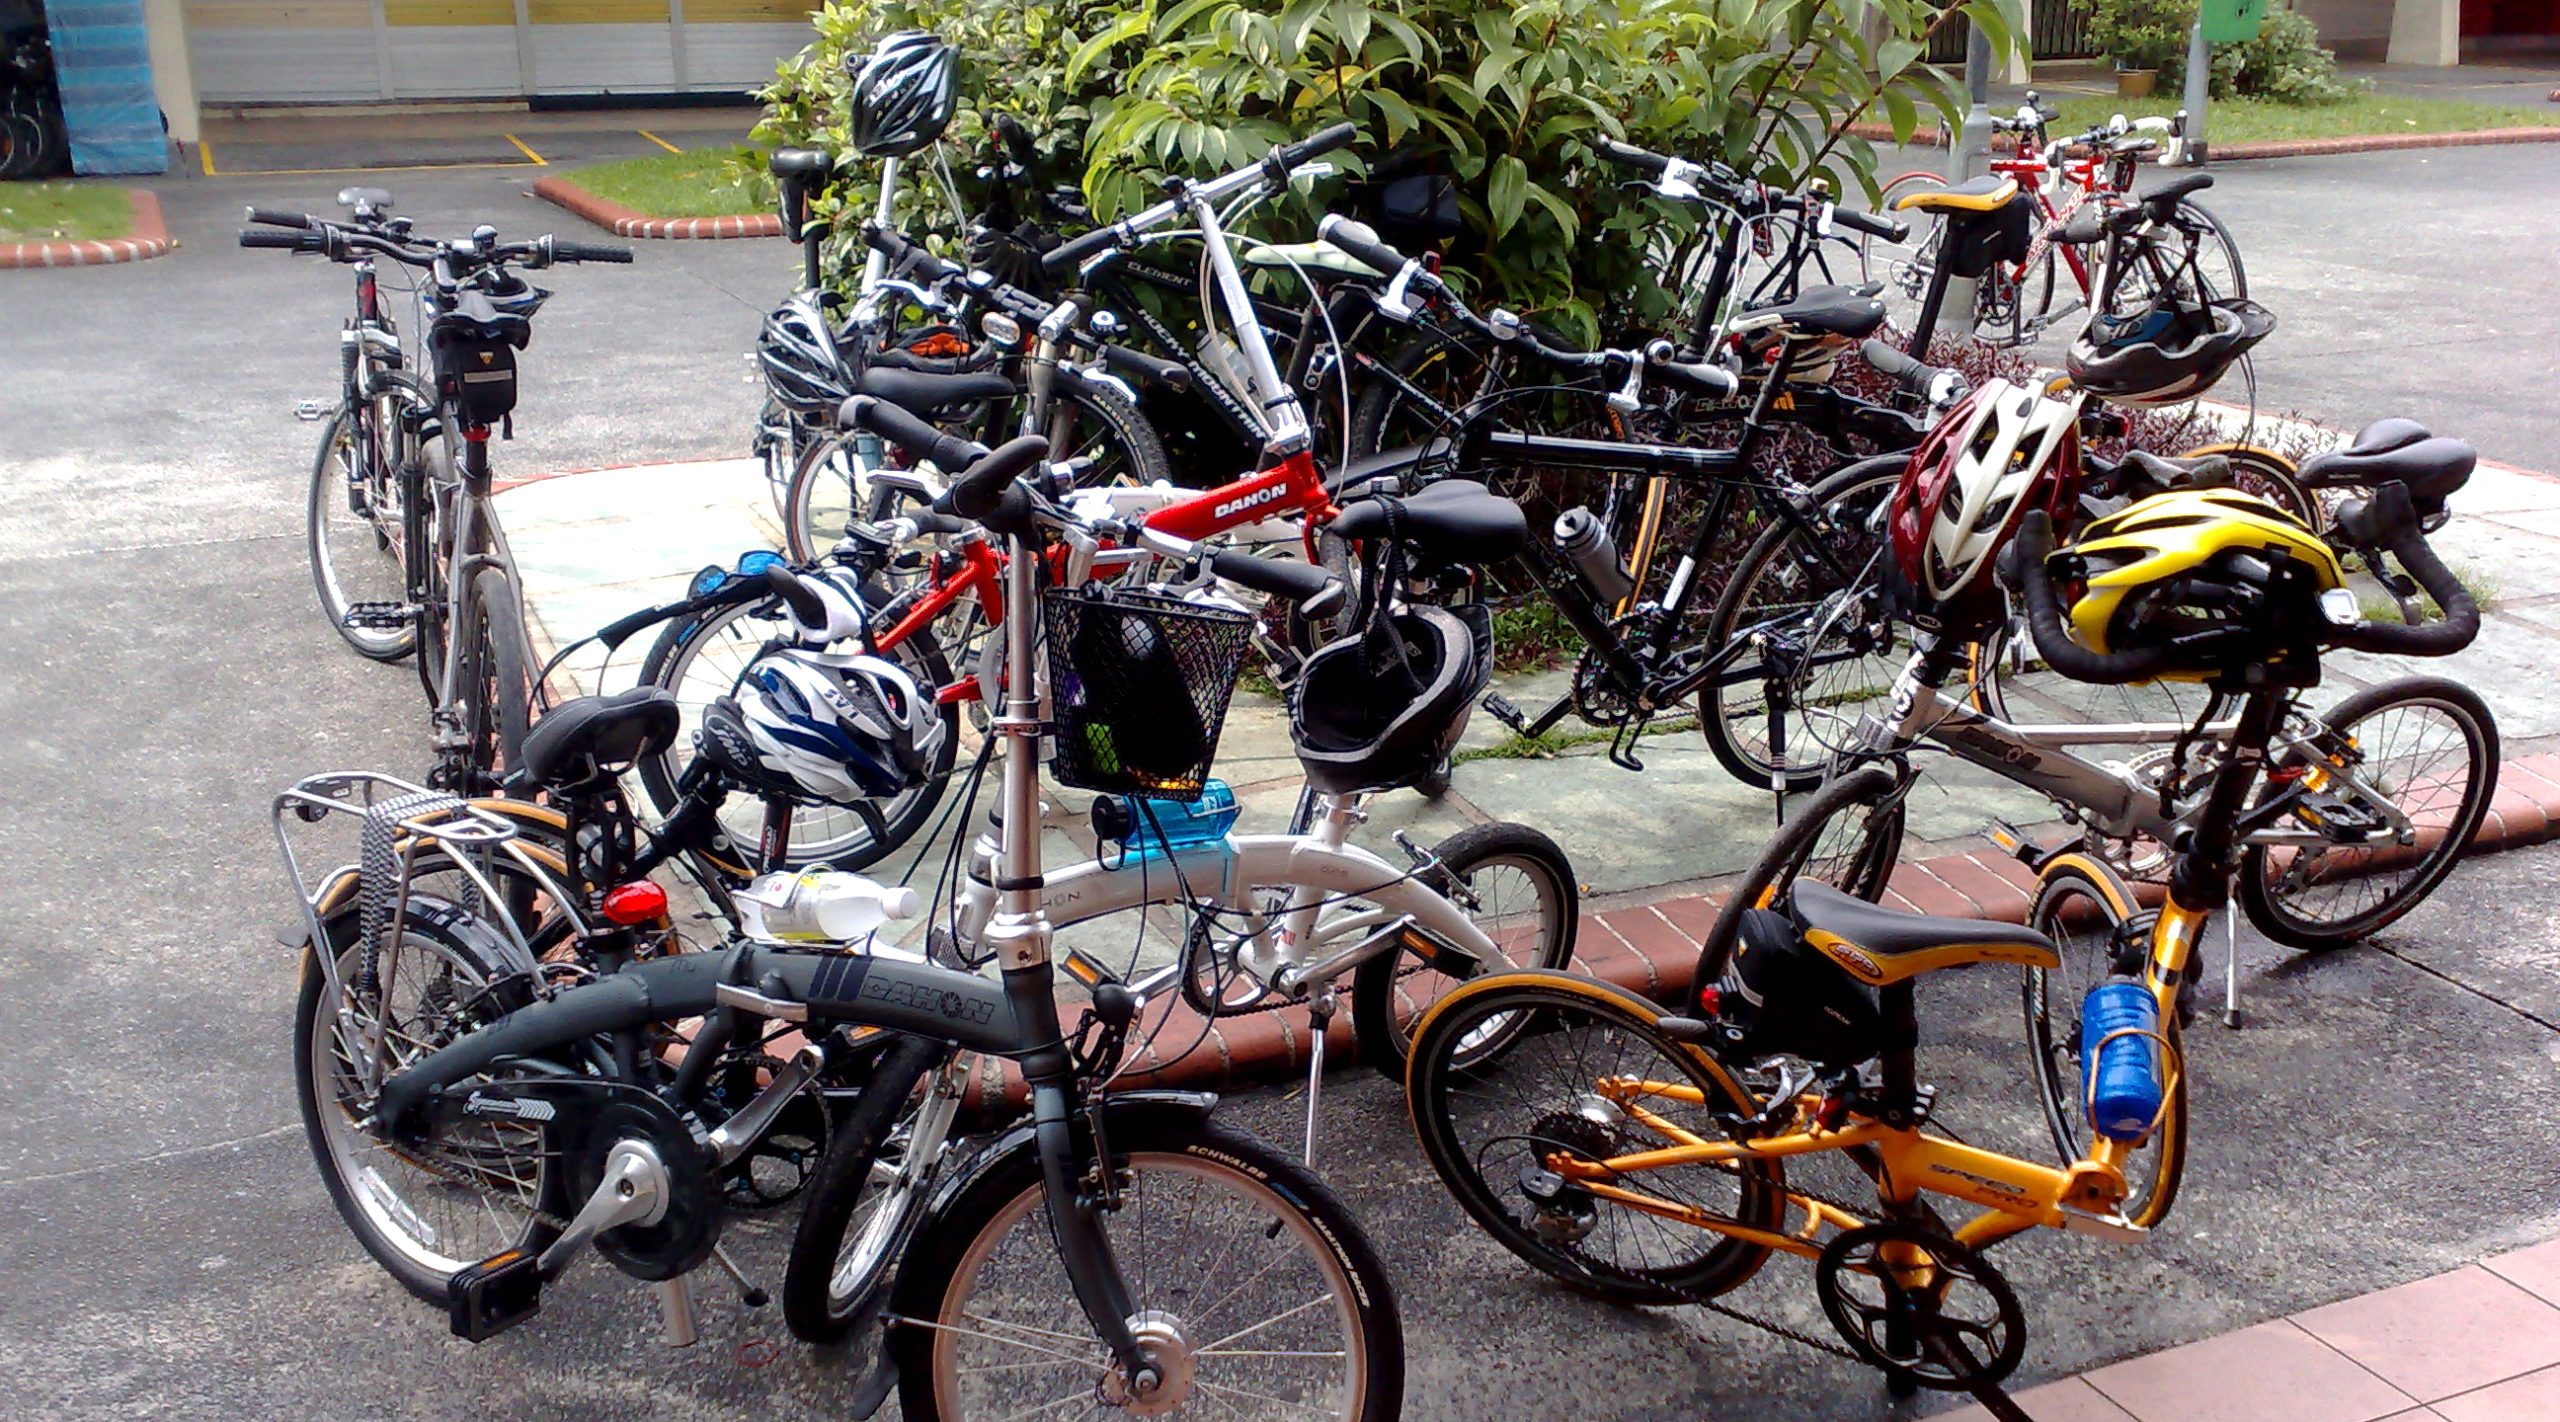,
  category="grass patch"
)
[2053,93,2560,146]
[1455,714,1699,765]
[563,146,774,219]
[0,182,132,241]
[1491,598,1584,675]
[2355,561,2501,625]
